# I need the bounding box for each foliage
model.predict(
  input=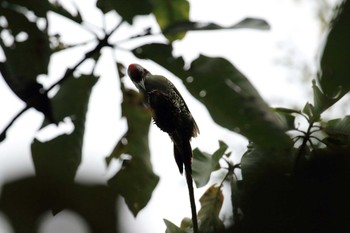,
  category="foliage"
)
[0,0,350,233]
